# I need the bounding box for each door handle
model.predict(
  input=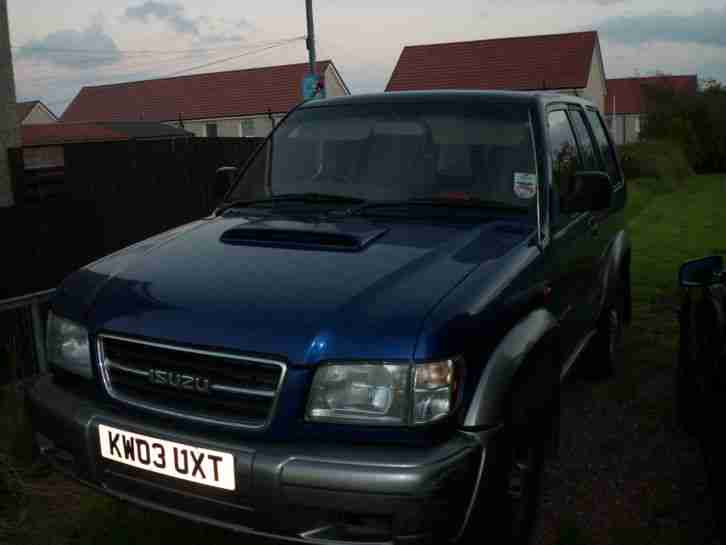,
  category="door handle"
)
[587,216,599,235]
